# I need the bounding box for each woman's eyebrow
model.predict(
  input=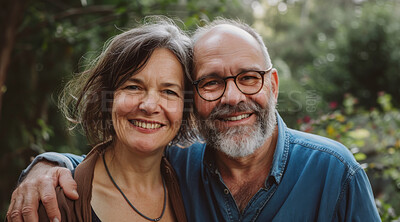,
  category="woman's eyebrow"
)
[126,77,183,90]
[161,82,183,90]
[125,77,142,84]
